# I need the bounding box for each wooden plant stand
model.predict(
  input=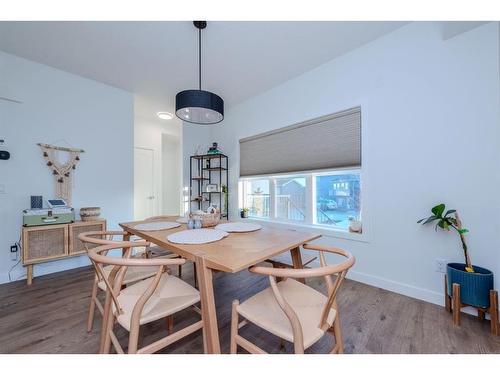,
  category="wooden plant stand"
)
[444,274,499,335]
